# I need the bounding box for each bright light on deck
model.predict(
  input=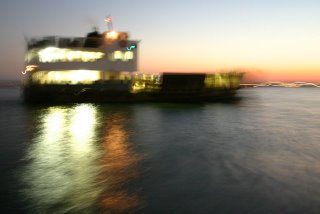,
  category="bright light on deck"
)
[105,31,119,40]
[32,70,101,84]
